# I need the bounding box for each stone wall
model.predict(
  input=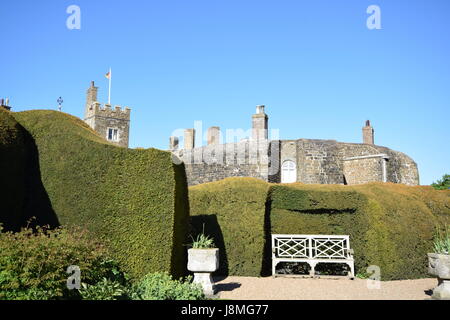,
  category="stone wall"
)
[296,139,344,184]
[338,143,419,185]
[173,138,419,186]
[173,140,279,186]
[343,157,383,185]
